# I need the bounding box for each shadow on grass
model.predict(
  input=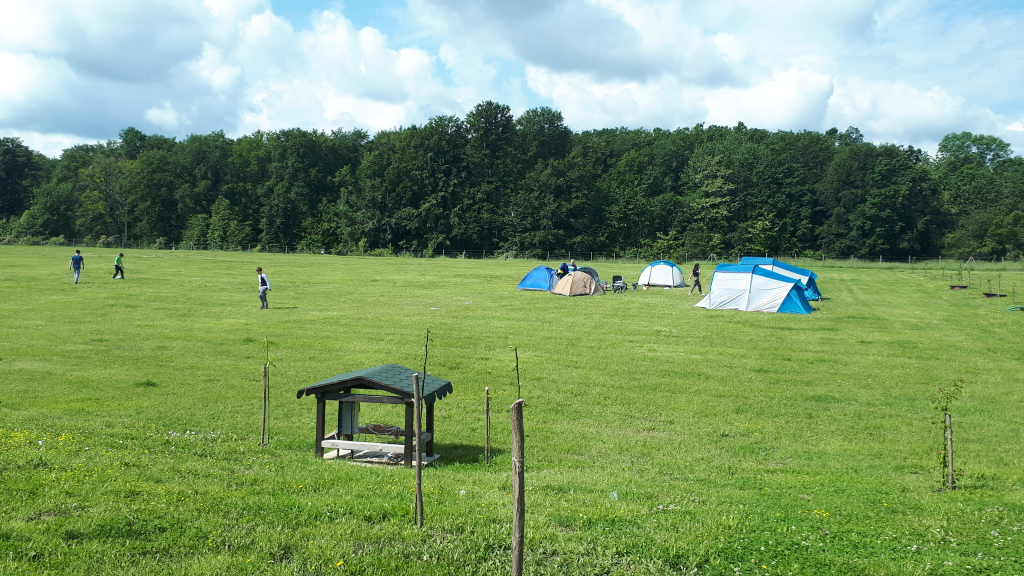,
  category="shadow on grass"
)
[433,443,503,466]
